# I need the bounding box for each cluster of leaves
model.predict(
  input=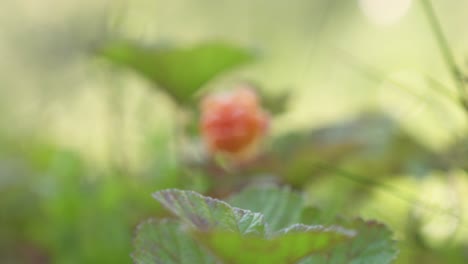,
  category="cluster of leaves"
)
[133,186,398,264]
[0,143,169,263]
[97,40,400,263]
